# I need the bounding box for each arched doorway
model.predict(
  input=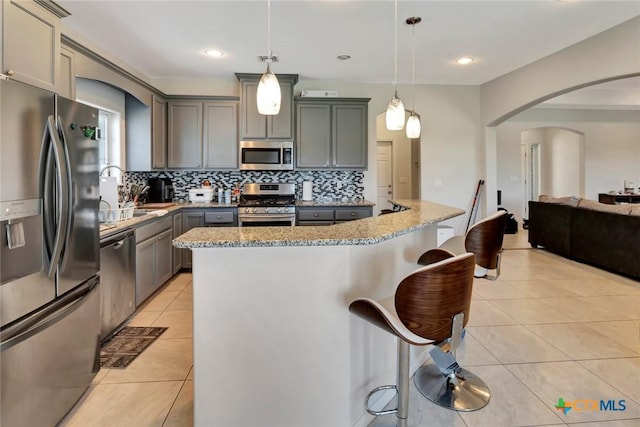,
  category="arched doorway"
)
[519,127,585,221]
